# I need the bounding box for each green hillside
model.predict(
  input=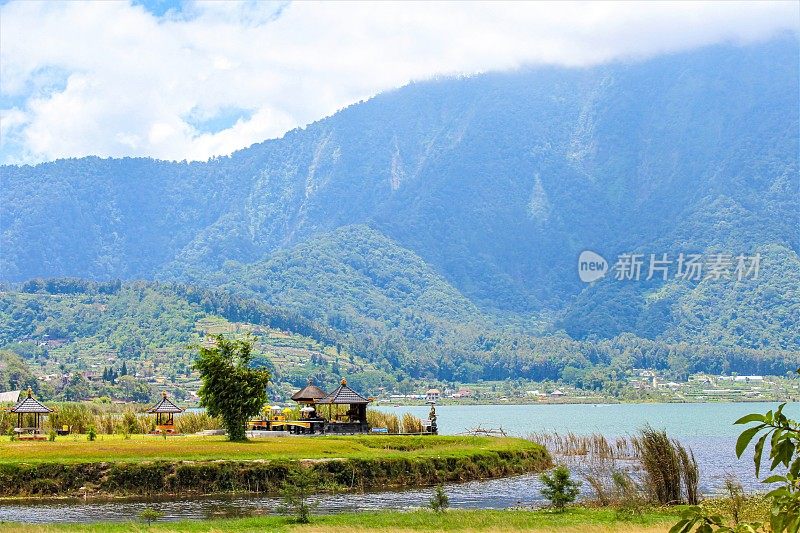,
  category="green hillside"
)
[0,281,395,401]
[1,278,797,402]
